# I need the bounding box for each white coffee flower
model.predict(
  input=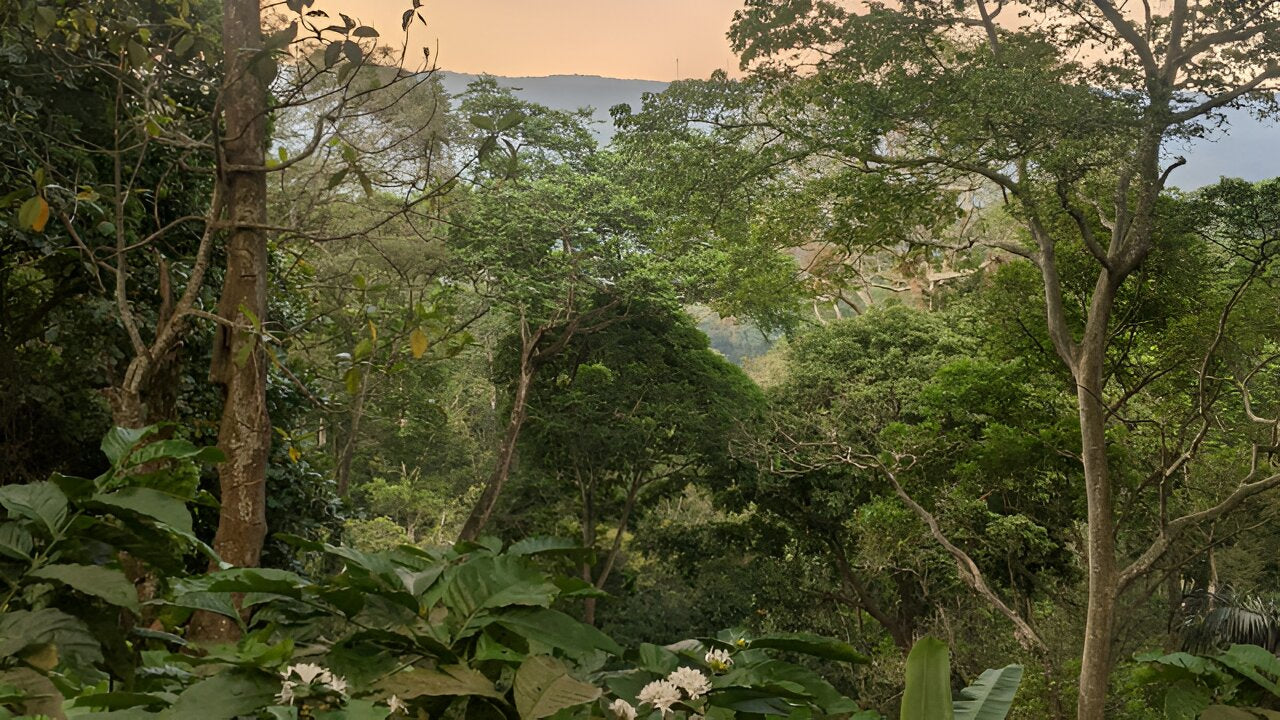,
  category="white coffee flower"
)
[609,698,638,720]
[285,663,329,685]
[275,679,298,705]
[667,666,711,699]
[637,679,682,715]
[388,695,408,714]
[704,648,734,673]
[326,673,349,695]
